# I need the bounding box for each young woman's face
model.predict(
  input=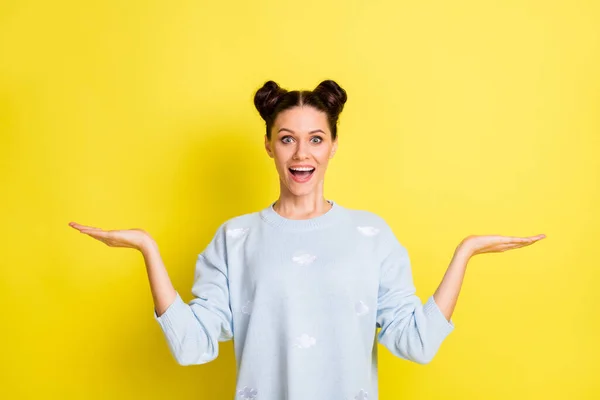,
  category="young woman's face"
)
[265,106,338,197]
